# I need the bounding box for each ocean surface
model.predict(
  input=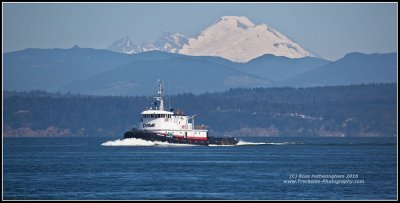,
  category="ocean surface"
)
[3,137,397,200]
